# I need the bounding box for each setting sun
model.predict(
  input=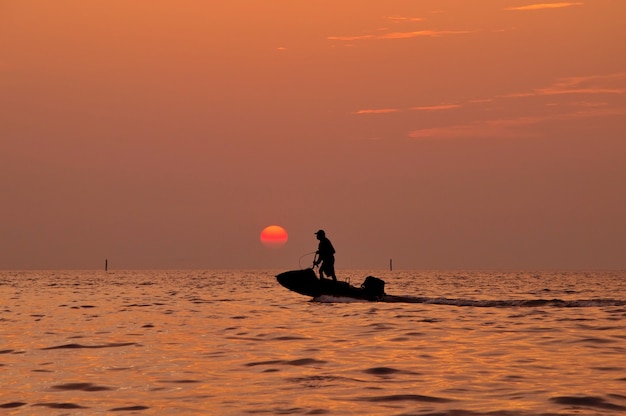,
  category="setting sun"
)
[260,225,288,248]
